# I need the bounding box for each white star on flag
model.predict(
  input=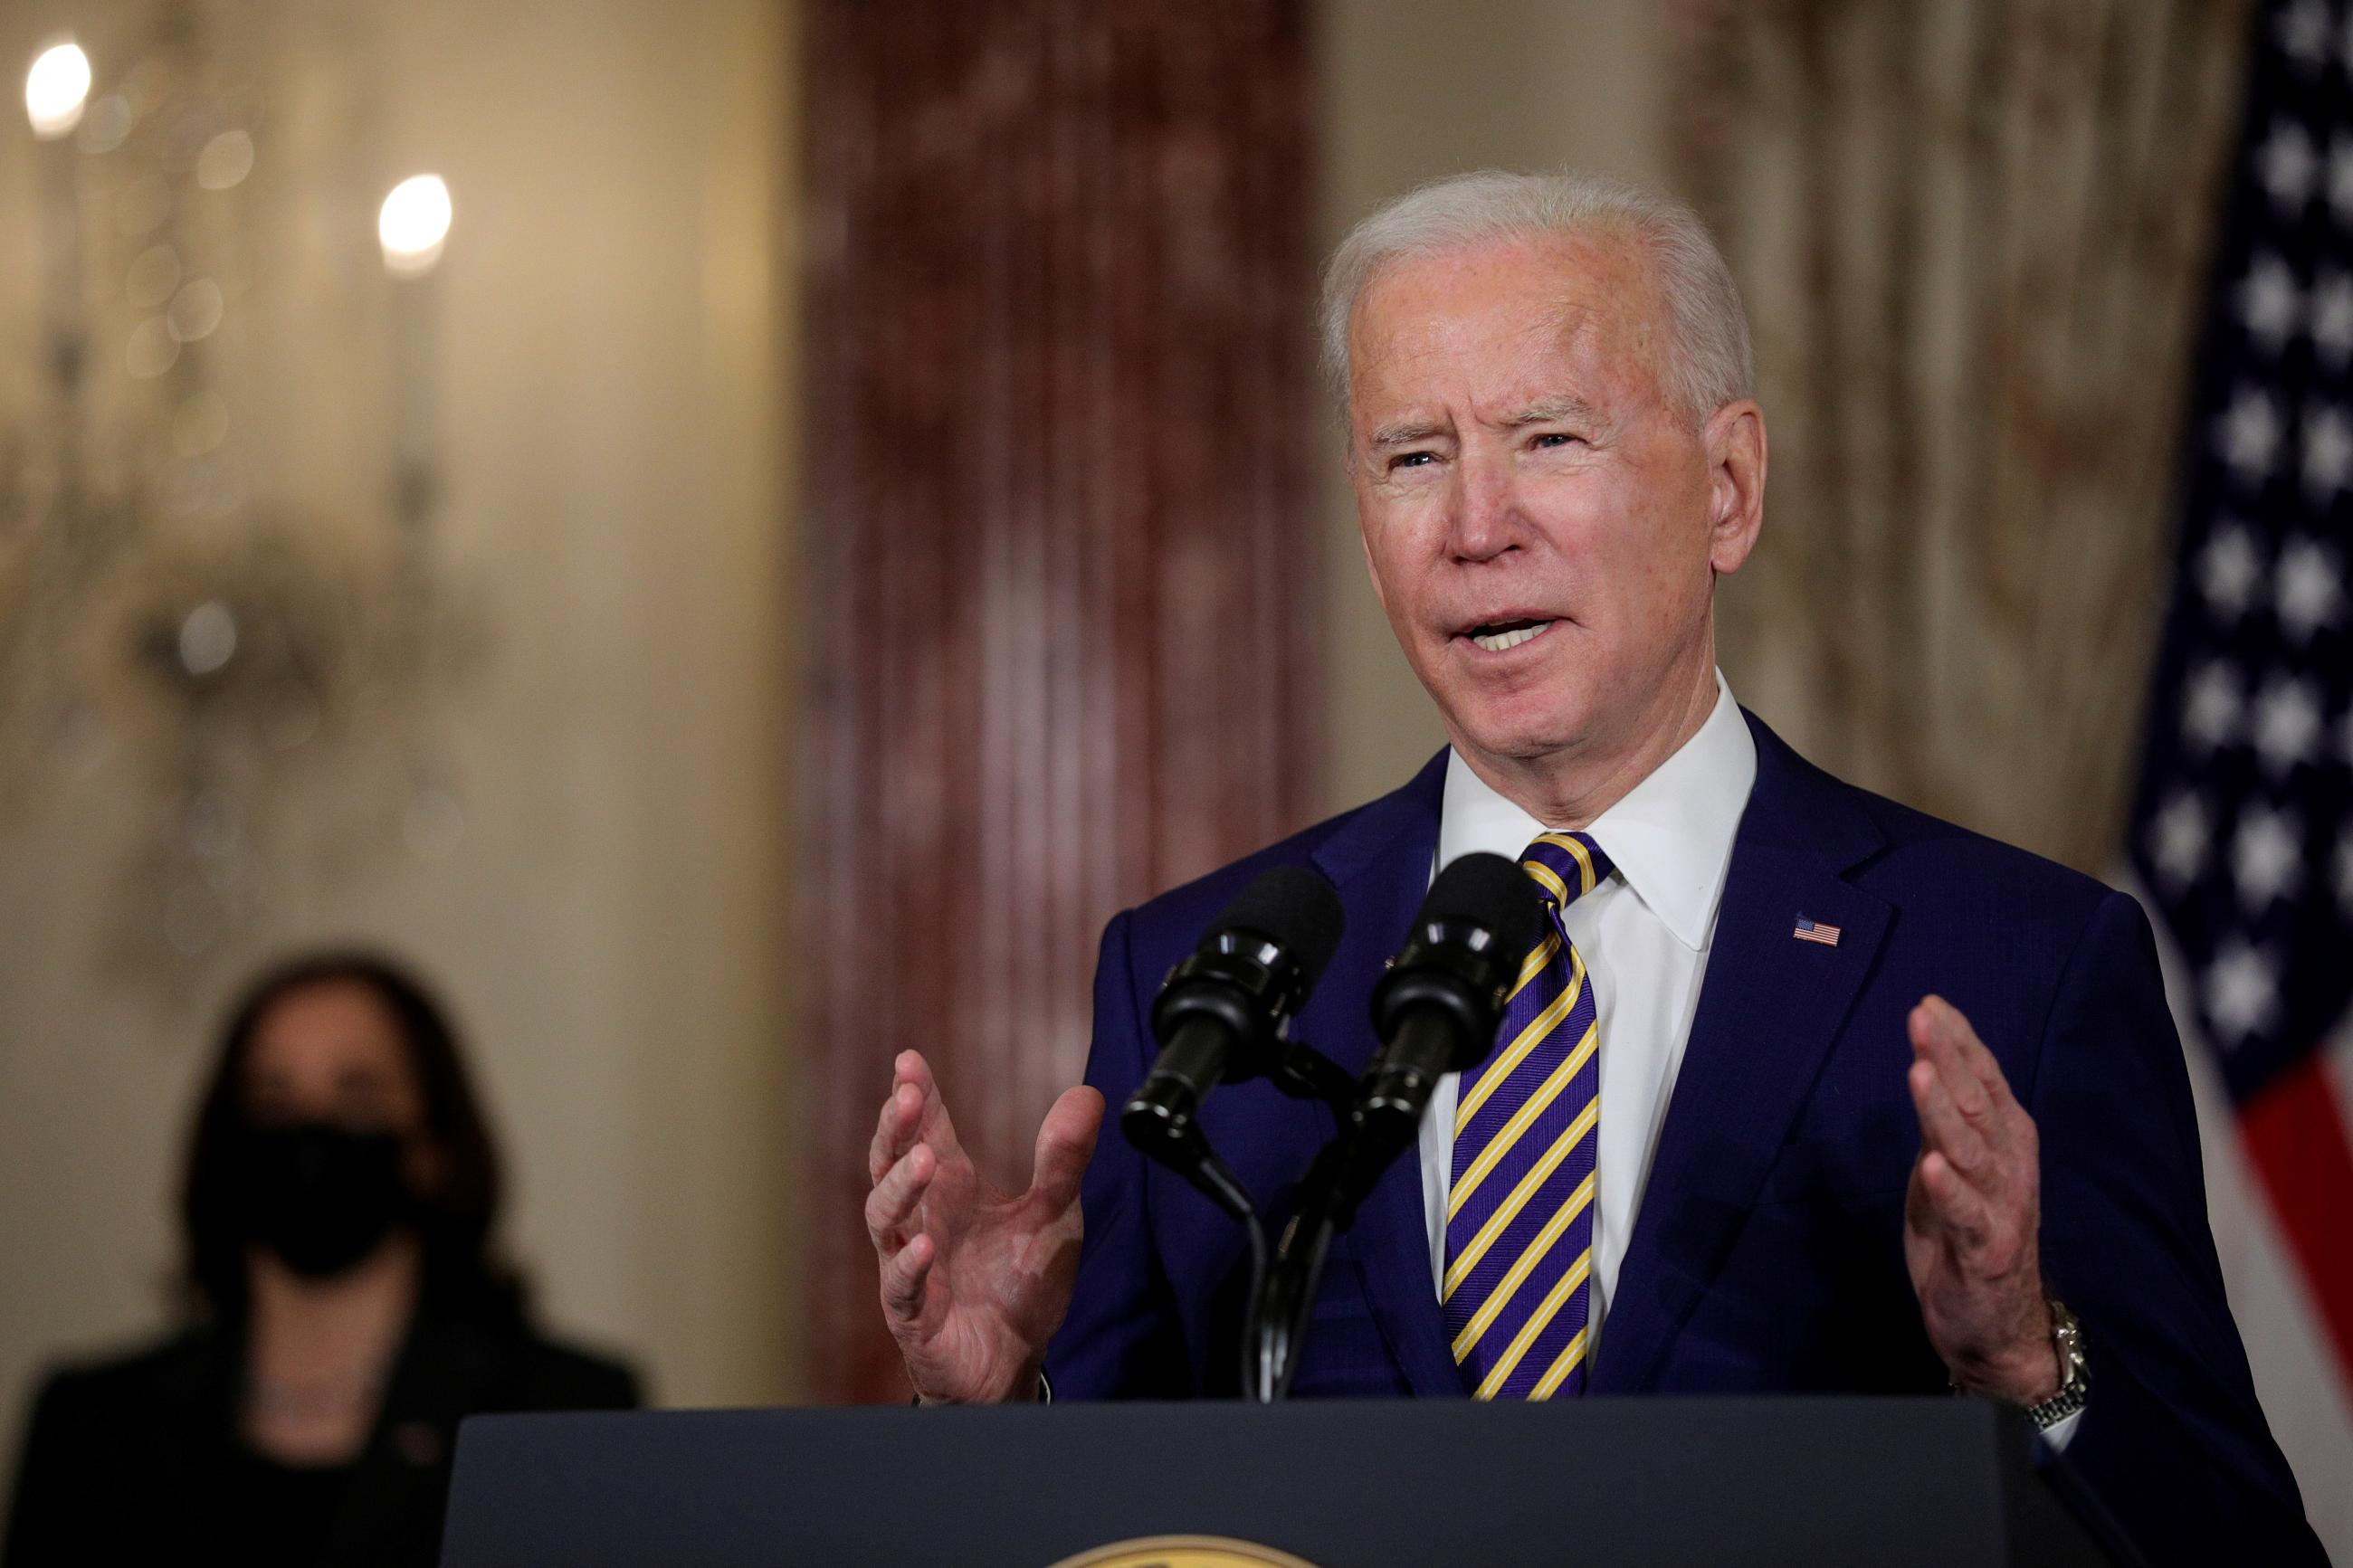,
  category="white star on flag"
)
[2281,0,2333,66]
[2150,793,2209,888]
[2205,940,2280,1048]
[2301,403,2353,498]
[2253,675,2325,774]
[2217,387,2284,480]
[2199,523,2265,619]
[2183,660,2243,751]
[2275,537,2344,641]
[2260,119,2320,209]
[2234,805,2304,910]
[2239,255,2303,351]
